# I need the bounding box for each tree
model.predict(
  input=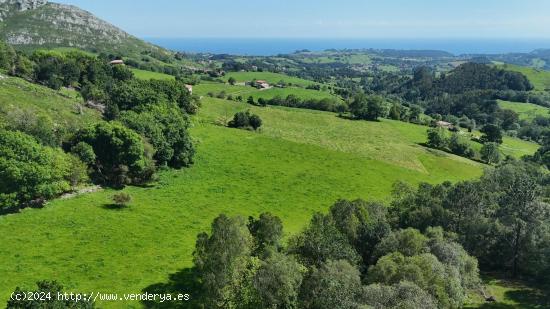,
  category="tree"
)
[249,114,263,130]
[193,215,256,308]
[119,104,195,168]
[367,253,465,308]
[497,176,549,277]
[362,281,438,309]
[349,93,386,121]
[480,142,501,164]
[7,280,95,308]
[329,199,391,264]
[68,122,154,187]
[247,96,255,105]
[449,133,474,158]
[0,129,87,212]
[289,213,360,267]
[248,213,283,255]
[300,260,363,309]
[426,127,448,149]
[481,124,503,144]
[228,77,237,85]
[228,110,262,131]
[373,228,429,260]
[366,95,386,121]
[258,97,267,107]
[253,251,305,309]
